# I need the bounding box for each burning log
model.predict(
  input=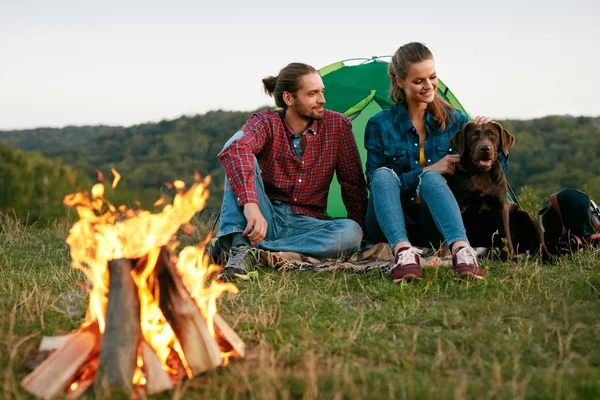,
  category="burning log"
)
[155,248,223,376]
[21,322,99,400]
[66,378,94,399]
[67,355,99,398]
[140,340,174,395]
[22,173,245,398]
[214,313,245,358]
[94,258,141,398]
[39,335,72,352]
